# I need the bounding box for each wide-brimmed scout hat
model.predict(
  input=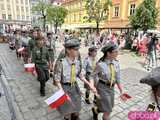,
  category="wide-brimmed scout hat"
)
[101,42,118,53]
[140,67,160,86]
[64,38,80,49]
